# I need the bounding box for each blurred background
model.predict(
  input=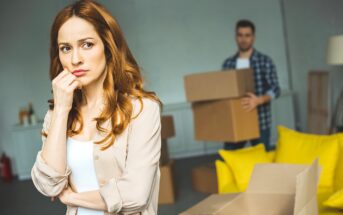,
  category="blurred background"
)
[0,0,343,214]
